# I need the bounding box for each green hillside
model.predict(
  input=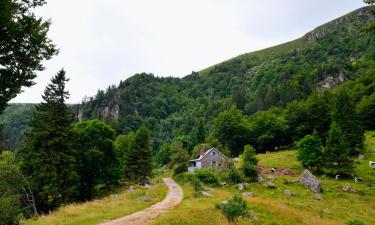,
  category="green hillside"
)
[75,6,375,155]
